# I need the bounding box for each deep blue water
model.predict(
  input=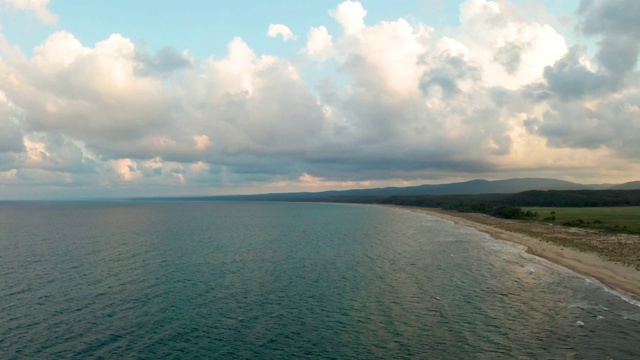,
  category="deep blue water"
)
[1,201,639,359]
